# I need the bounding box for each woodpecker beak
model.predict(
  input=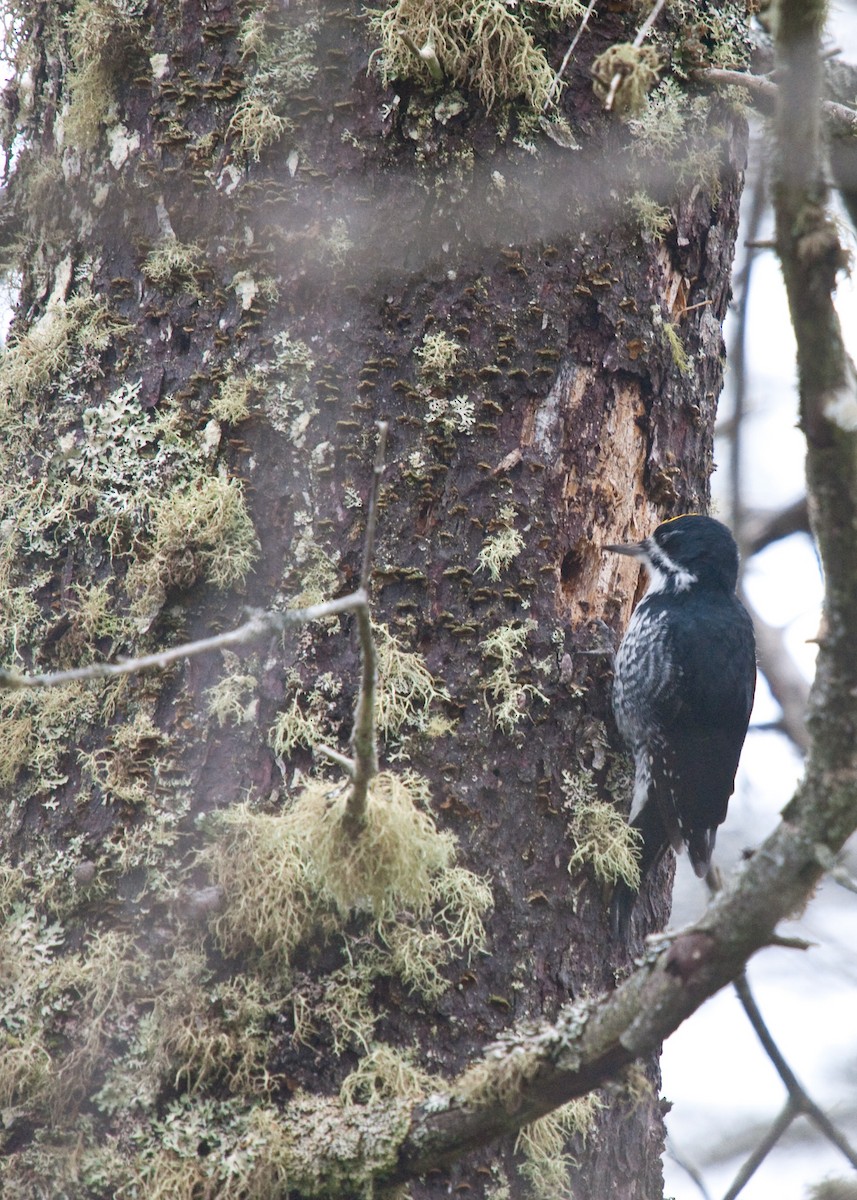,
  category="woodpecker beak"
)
[603,540,646,558]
